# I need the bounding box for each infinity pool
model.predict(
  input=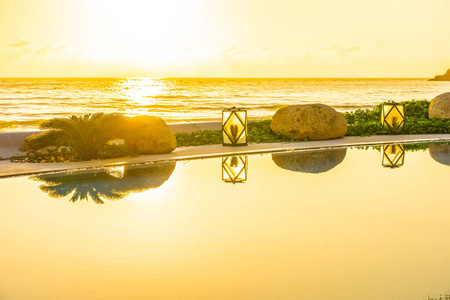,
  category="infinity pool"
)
[1,143,449,300]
